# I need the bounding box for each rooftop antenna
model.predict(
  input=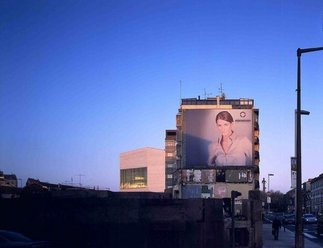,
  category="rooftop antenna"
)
[179,80,182,102]
[76,174,85,187]
[218,83,226,98]
[203,88,212,99]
